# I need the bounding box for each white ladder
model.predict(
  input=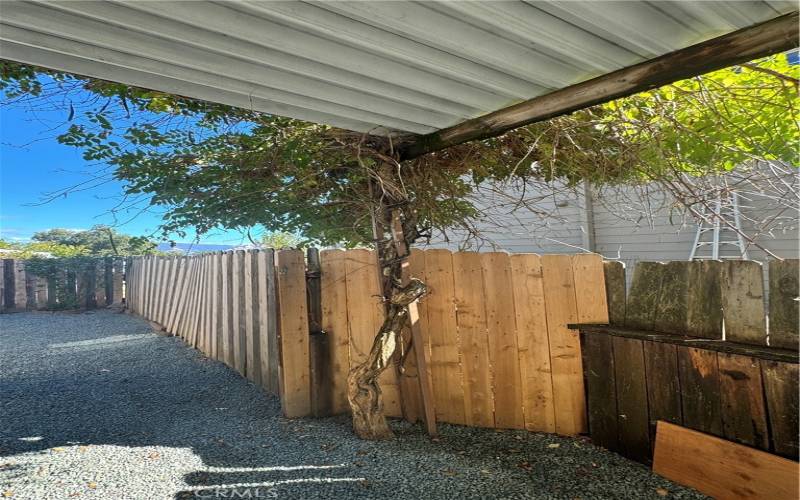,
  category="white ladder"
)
[689,191,749,260]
